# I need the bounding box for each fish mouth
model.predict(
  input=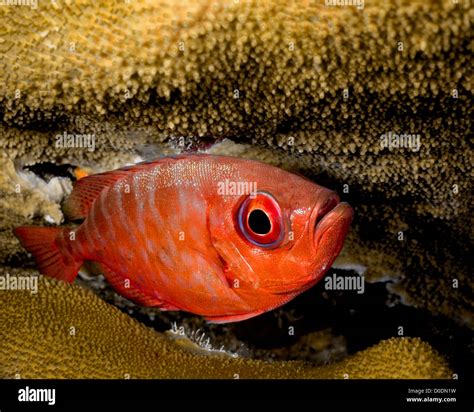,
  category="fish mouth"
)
[314,194,340,226]
[301,196,353,286]
[314,200,353,248]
